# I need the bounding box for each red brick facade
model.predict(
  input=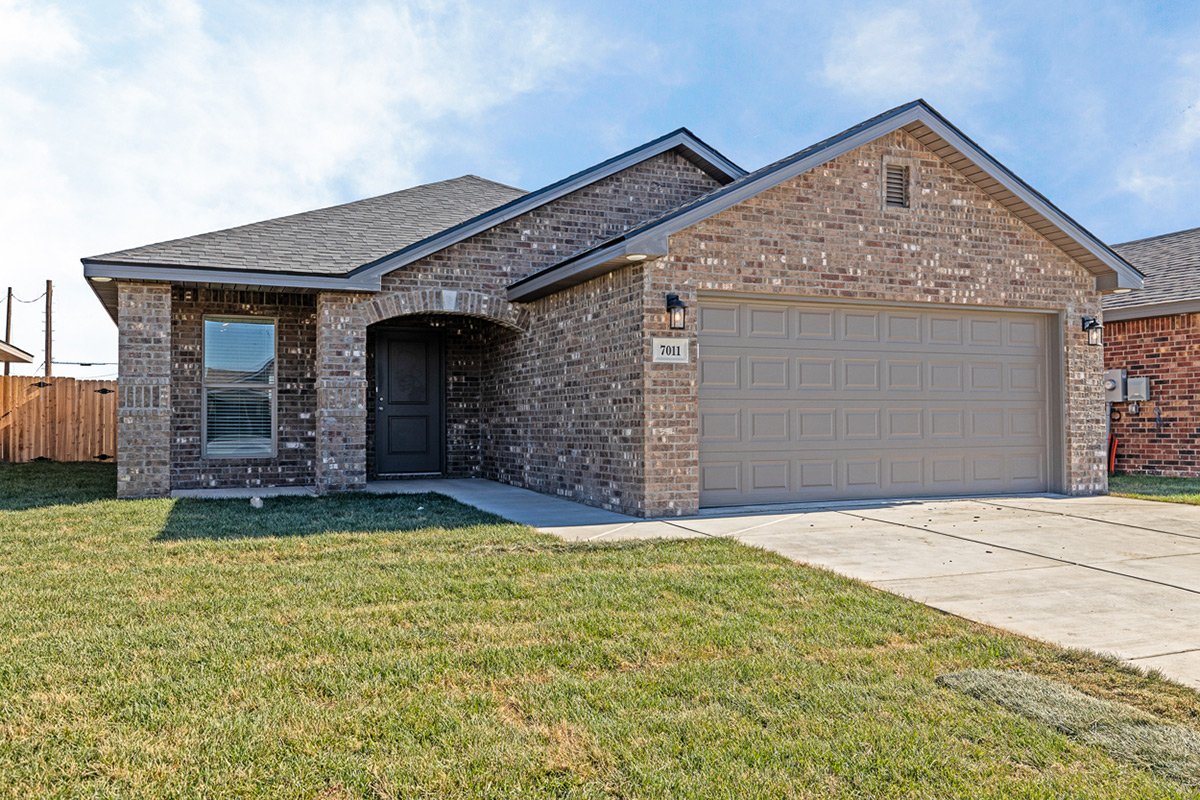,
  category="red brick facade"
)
[1104,314,1200,476]
[113,129,1111,513]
